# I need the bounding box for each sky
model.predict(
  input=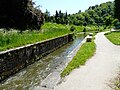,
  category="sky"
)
[33,0,114,15]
